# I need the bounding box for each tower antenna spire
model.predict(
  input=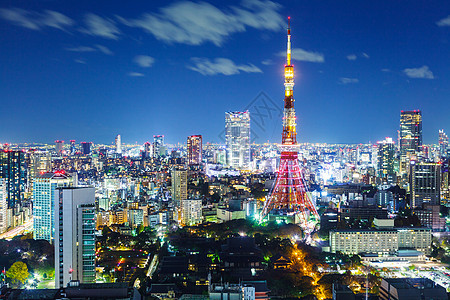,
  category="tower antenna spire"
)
[287,16,291,66]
